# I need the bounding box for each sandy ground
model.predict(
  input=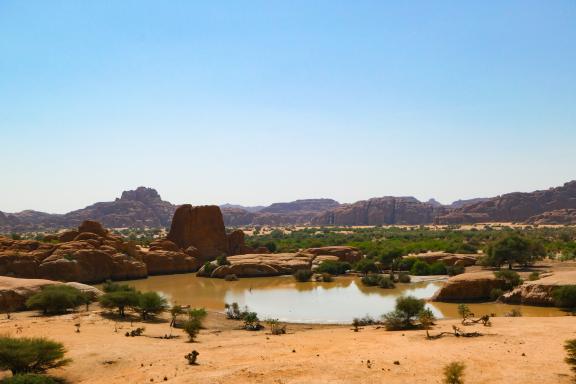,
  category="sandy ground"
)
[1,309,575,384]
